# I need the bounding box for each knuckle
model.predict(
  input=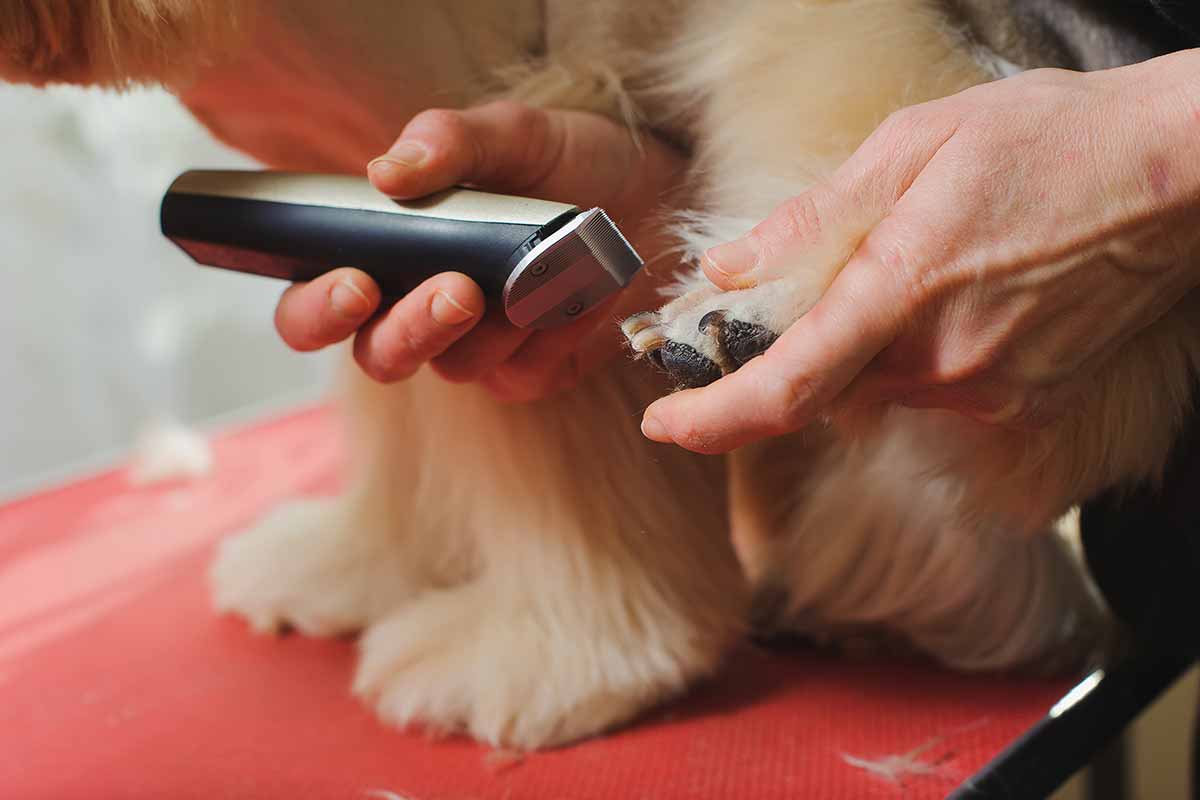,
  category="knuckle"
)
[358,347,409,383]
[398,324,431,362]
[1011,346,1079,387]
[492,102,556,189]
[484,98,536,124]
[854,234,914,298]
[413,107,464,135]
[411,108,471,156]
[854,223,936,314]
[942,352,998,386]
[875,105,925,148]
[771,373,821,431]
[358,330,427,384]
[517,107,554,159]
[768,193,825,247]
[944,121,995,165]
[863,102,954,178]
